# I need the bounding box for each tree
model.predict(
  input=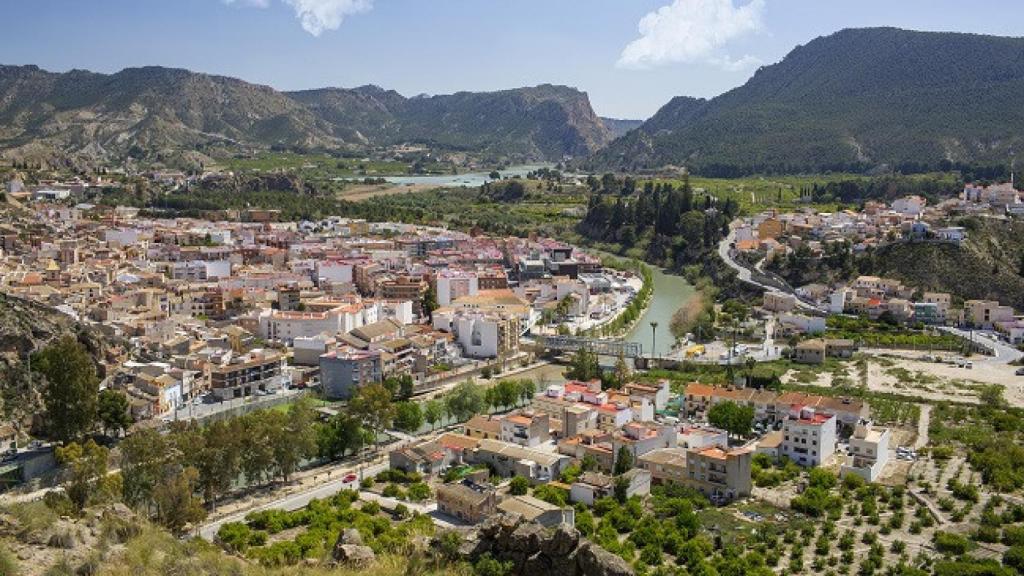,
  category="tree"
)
[195,419,242,508]
[422,283,438,321]
[614,446,634,475]
[394,401,424,433]
[509,476,529,496]
[518,380,536,405]
[708,400,755,439]
[581,454,598,472]
[350,383,396,448]
[239,412,275,486]
[565,348,600,381]
[272,399,317,482]
[445,380,485,422]
[97,389,132,437]
[398,374,415,400]
[424,399,443,430]
[317,413,364,461]
[119,428,169,512]
[613,475,630,503]
[153,466,206,535]
[55,439,109,511]
[34,336,99,442]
